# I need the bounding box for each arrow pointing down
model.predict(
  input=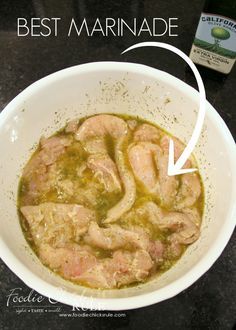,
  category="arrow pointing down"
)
[121,41,206,176]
